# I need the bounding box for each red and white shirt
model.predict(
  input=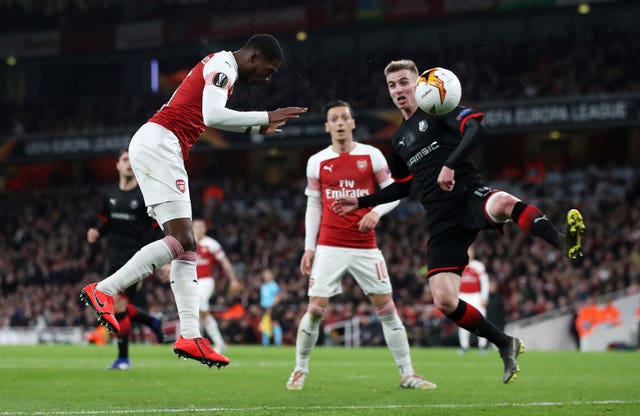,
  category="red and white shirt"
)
[196,236,226,279]
[460,259,489,300]
[149,50,267,159]
[305,142,393,249]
